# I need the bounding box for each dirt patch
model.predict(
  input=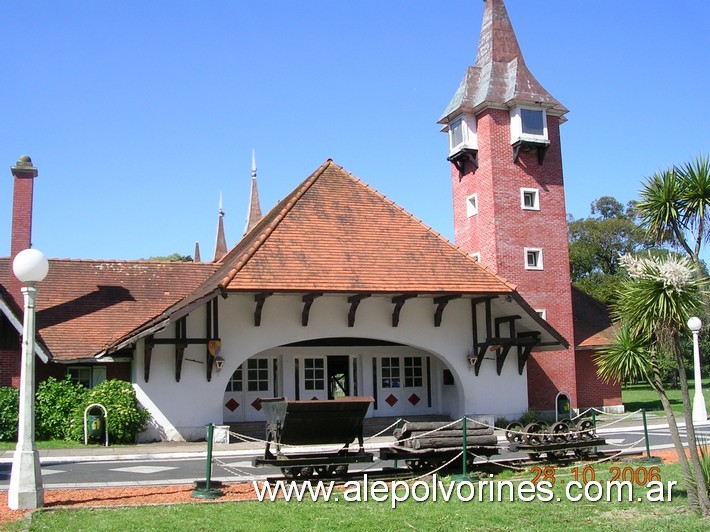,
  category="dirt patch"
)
[0,483,258,525]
